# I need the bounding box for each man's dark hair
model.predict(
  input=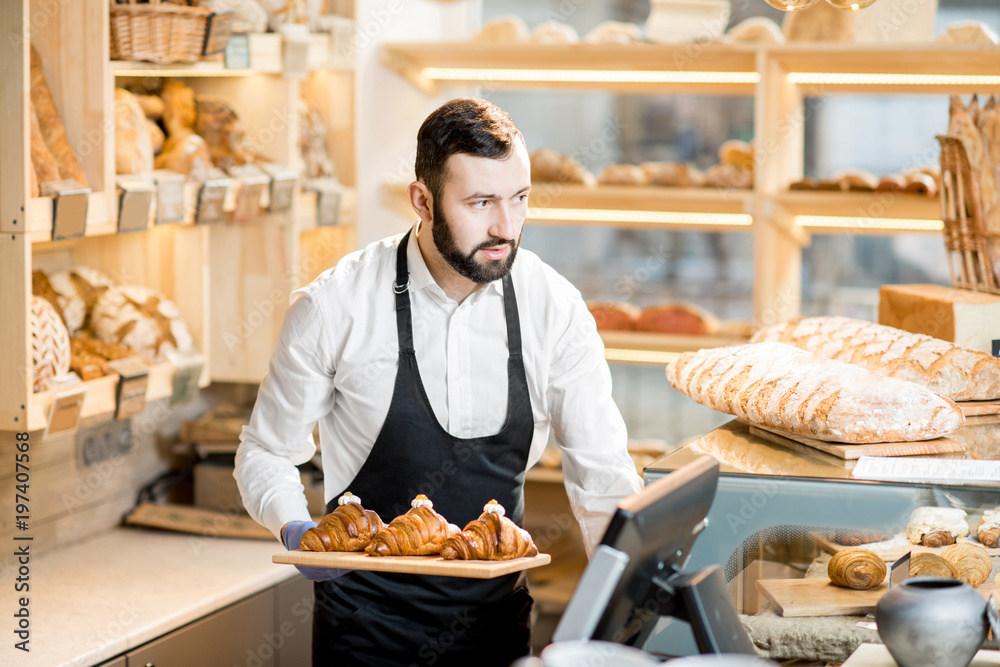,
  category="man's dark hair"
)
[415,98,524,201]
